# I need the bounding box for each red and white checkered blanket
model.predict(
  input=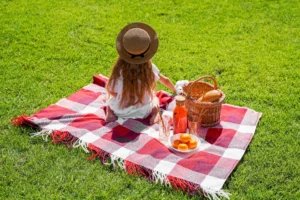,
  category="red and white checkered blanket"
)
[12,74,262,199]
